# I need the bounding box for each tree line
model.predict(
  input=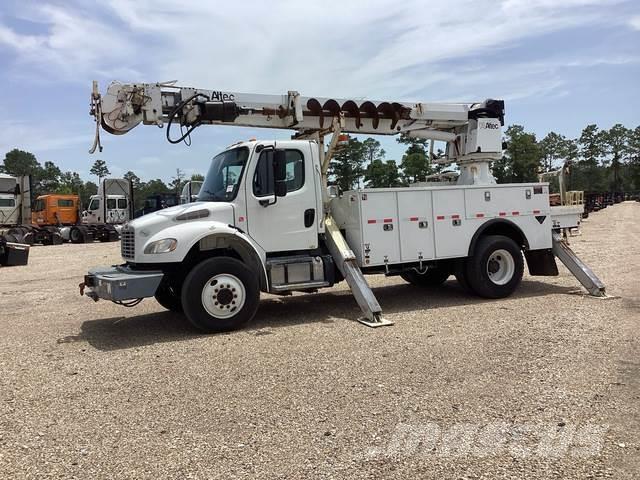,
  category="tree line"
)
[2,121,639,209]
[330,123,640,193]
[0,150,203,210]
